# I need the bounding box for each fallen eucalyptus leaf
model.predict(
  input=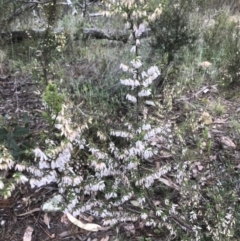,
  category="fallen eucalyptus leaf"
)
[159,177,180,191]
[66,213,102,232]
[23,226,34,241]
[97,226,111,231]
[61,214,70,225]
[100,236,110,241]
[43,213,51,229]
[59,231,70,237]
[130,200,141,207]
